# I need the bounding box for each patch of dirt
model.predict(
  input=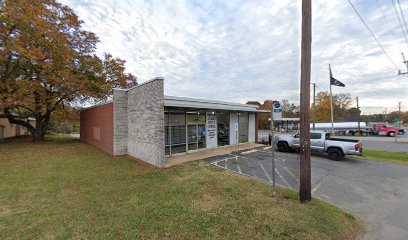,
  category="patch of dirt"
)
[192,193,220,211]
